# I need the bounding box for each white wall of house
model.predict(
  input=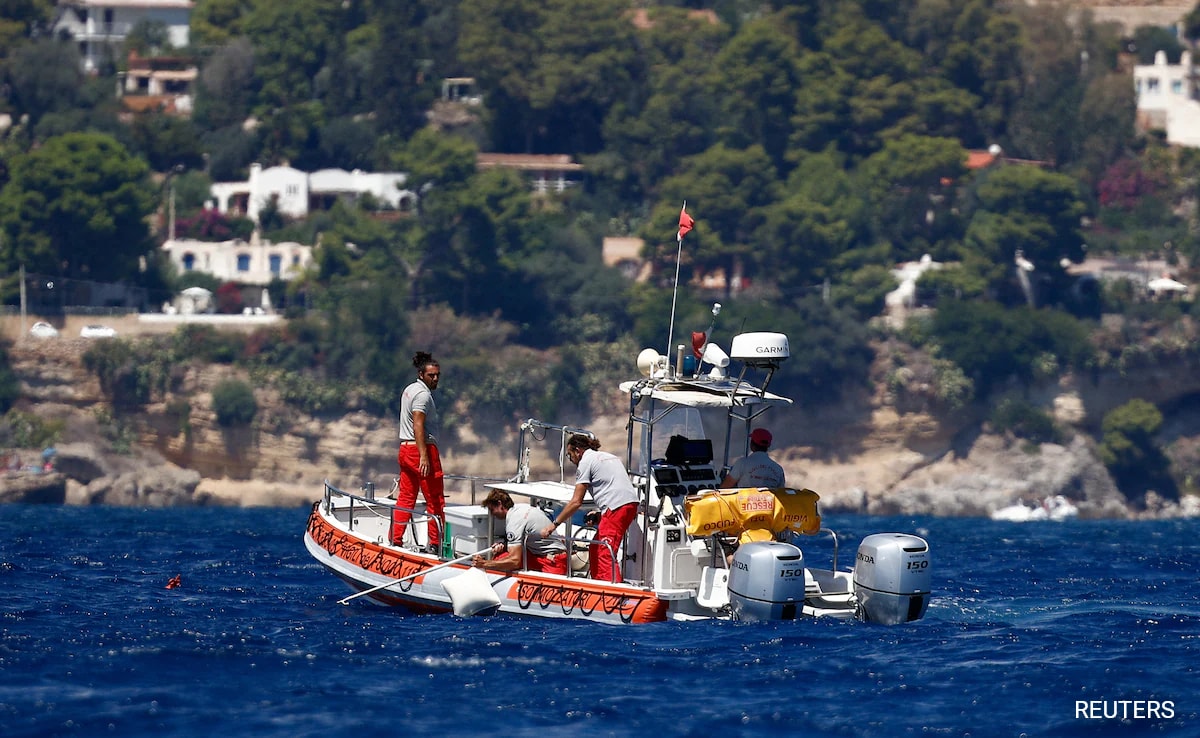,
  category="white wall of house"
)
[53,0,193,73]
[161,234,312,286]
[210,164,415,224]
[308,168,413,209]
[1134,50,1200,147]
